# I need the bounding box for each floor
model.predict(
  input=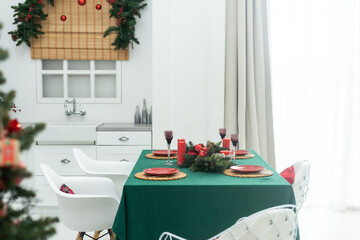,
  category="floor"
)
[45,207,360,240]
